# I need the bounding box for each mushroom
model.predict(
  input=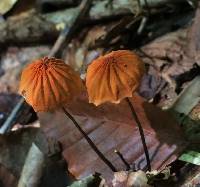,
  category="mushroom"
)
[19,57,117,172]
[86,50,151,171]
